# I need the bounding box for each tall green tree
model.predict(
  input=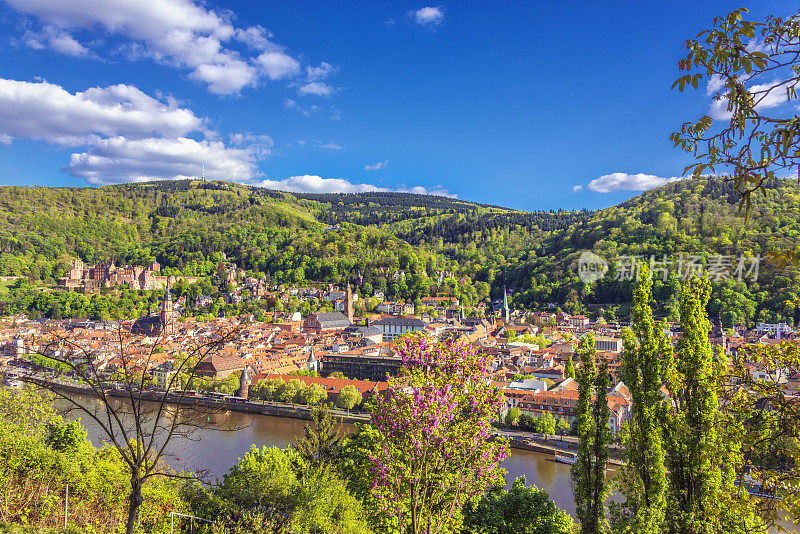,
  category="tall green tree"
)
[610,264,668,534]
[571,332,610,534]
[335,385,363,414]
[662,277,758,534]
[565,355,576,380]
[727,341,800,530]
[293,405,342,472]
[537,411,557,441]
